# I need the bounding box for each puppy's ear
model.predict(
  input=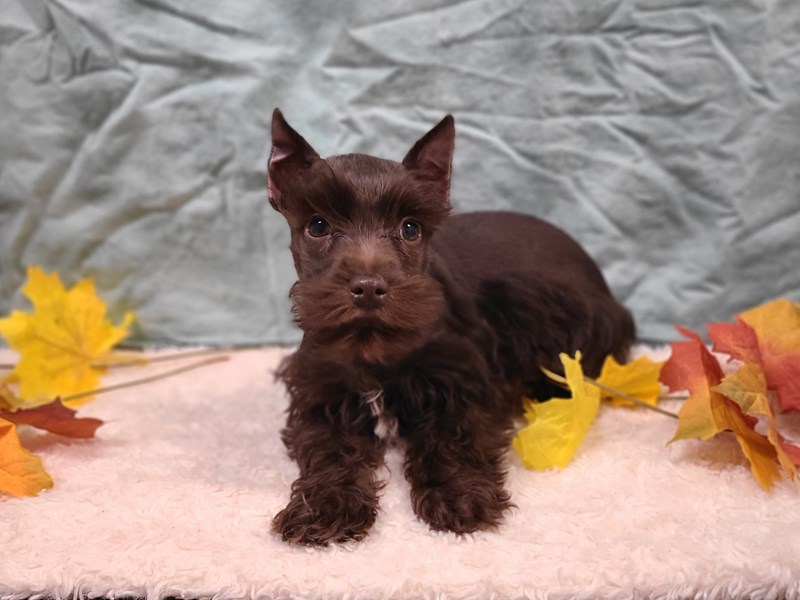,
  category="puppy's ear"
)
[402,115,455,202]
[268,109,320,212]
